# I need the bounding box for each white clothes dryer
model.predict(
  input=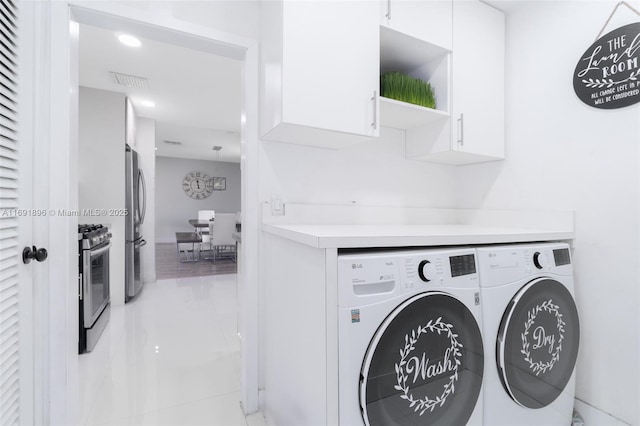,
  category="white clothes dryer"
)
[338,248,484,426]
[477,243,580,426]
